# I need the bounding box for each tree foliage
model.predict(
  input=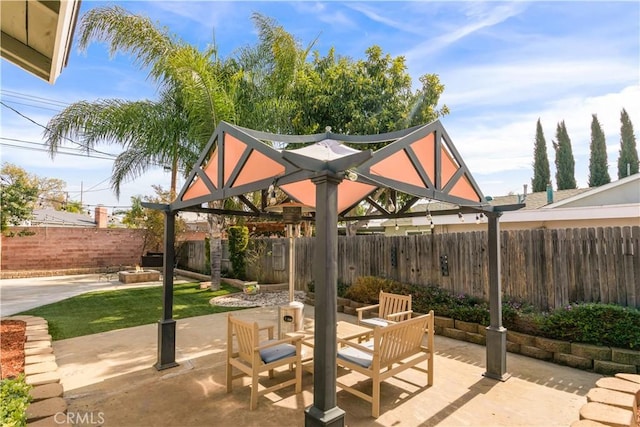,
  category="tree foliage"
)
[553,121,577,190]
[0,163,39,231]
[531,119,551,192]
[588,114,611,187]
[617,108,639,178]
